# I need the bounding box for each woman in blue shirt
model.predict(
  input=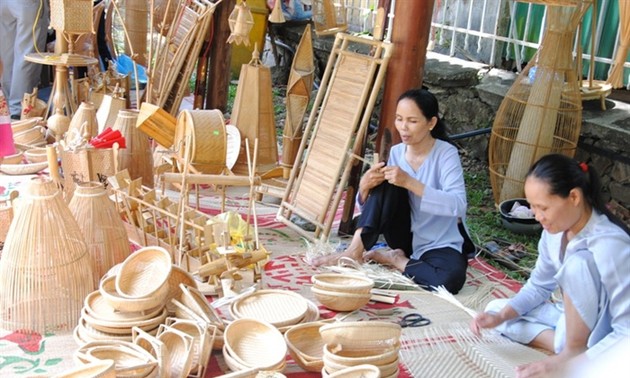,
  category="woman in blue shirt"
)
[311,88,473,294]
[470,154,630,377]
